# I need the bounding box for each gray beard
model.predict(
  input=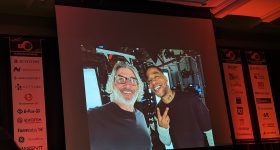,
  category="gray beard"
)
[110,89,138,106]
